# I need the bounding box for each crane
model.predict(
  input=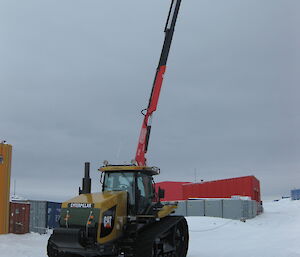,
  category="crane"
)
[135,0,182,166]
